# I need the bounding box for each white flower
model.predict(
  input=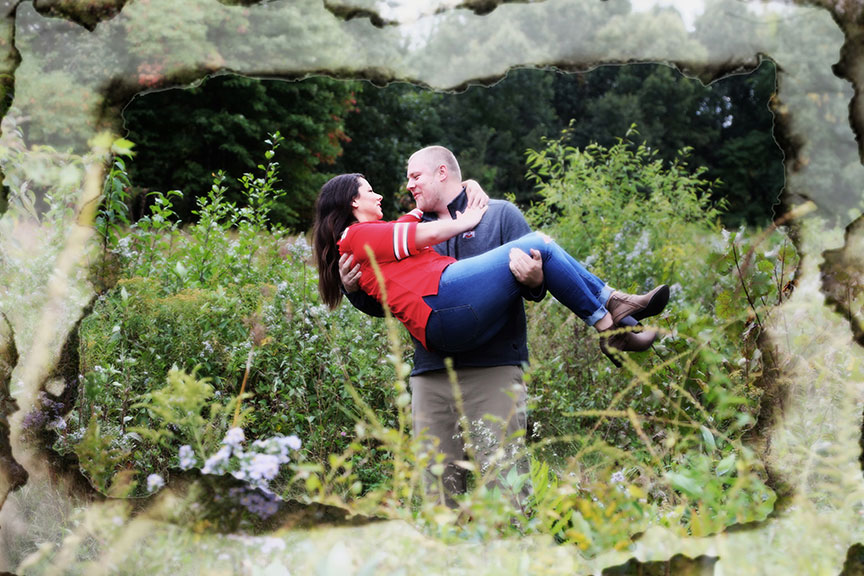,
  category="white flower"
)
[259,536,286,555]
[147,473,165,493]
[283,435,301,451]
[610,470,626,485]
[178,445,196,470]
[202,445,232,475]
[247,453,280,482]
[223,427,245,450]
